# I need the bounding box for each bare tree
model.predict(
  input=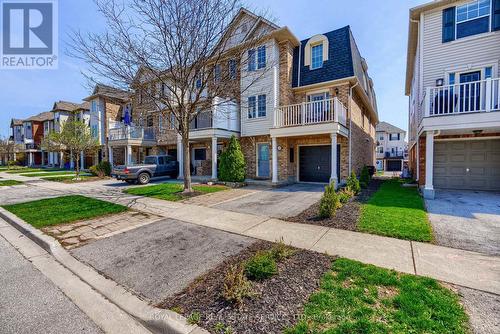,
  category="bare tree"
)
[69,0,275,192]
